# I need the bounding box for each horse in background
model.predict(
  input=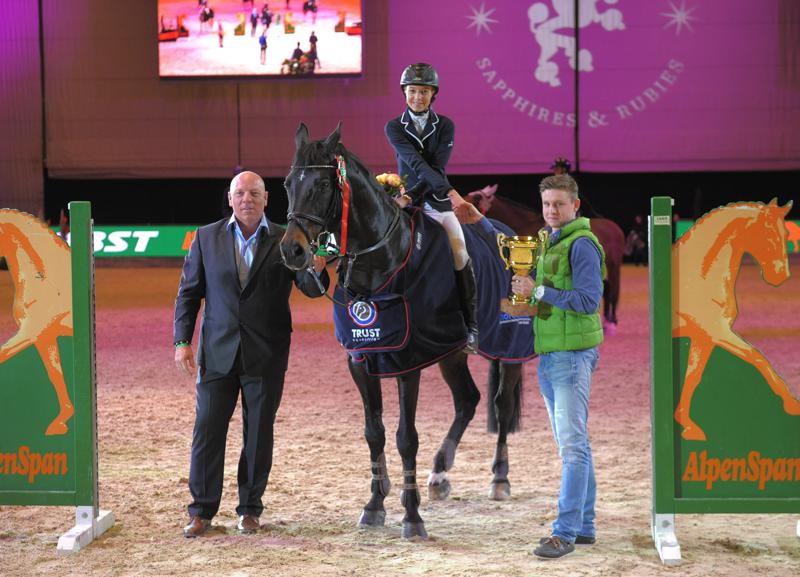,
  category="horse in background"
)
[0,209,74,436]
[672,199,798,441]
[280,124,533,538]
[466,184,625,333]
